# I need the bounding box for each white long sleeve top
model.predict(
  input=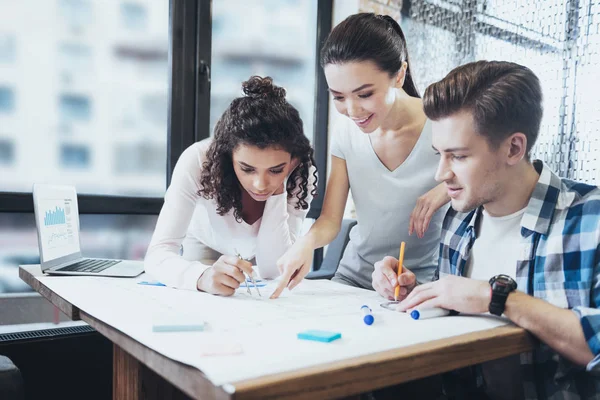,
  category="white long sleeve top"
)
[144,139,316,290]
